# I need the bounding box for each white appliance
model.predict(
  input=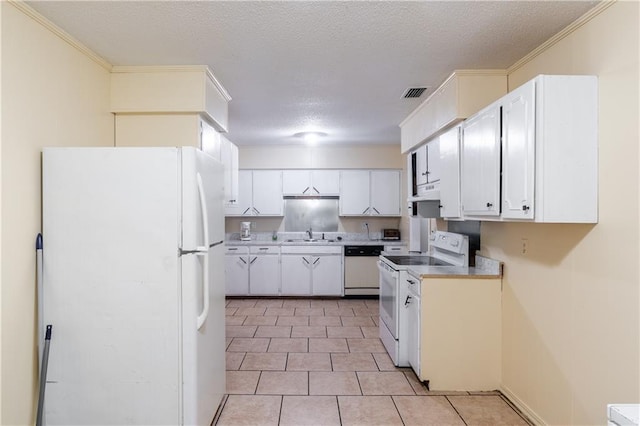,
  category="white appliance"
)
[240,221,251,240]
[378,231,469,366]
[42,147,226,425]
